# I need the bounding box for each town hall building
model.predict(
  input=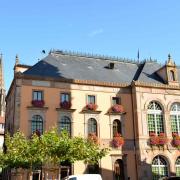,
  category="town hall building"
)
[5,50,180,180]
